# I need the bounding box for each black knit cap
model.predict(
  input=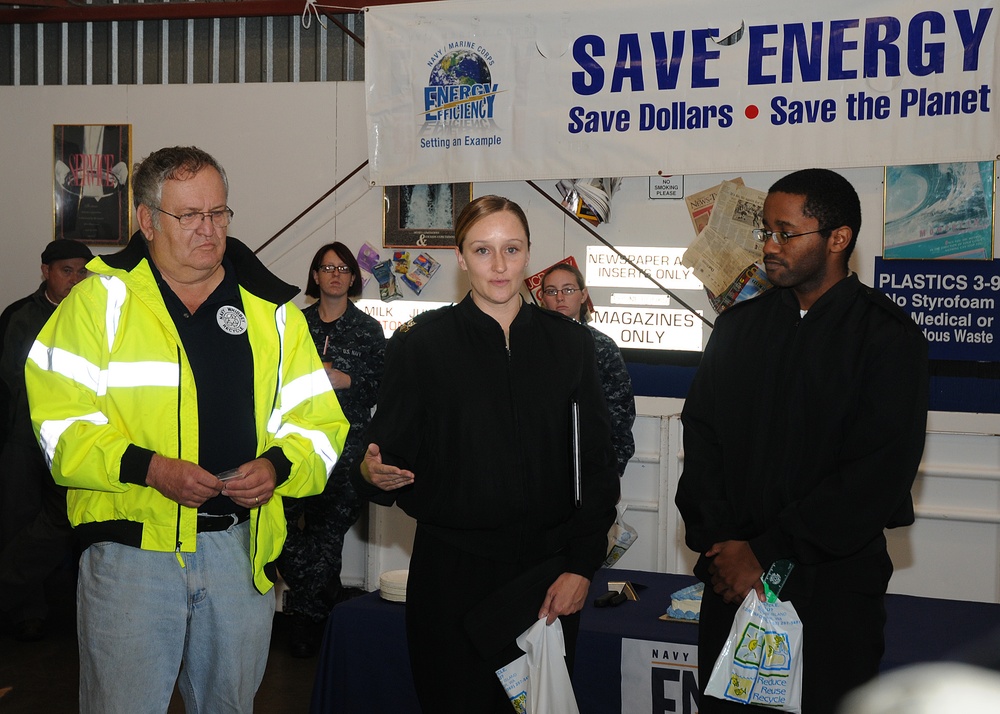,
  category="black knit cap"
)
[41,239,94,265]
